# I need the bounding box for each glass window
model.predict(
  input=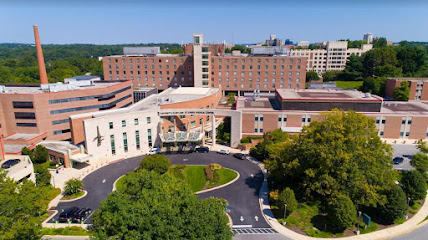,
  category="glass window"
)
[122,120,126,127]
[123,132,128,152]
[134,118,139,125]
[109,122,113,129]
[147,117,151,124]
[110,135,115,155]
[147,129,152,147]
[135,130,140,150]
